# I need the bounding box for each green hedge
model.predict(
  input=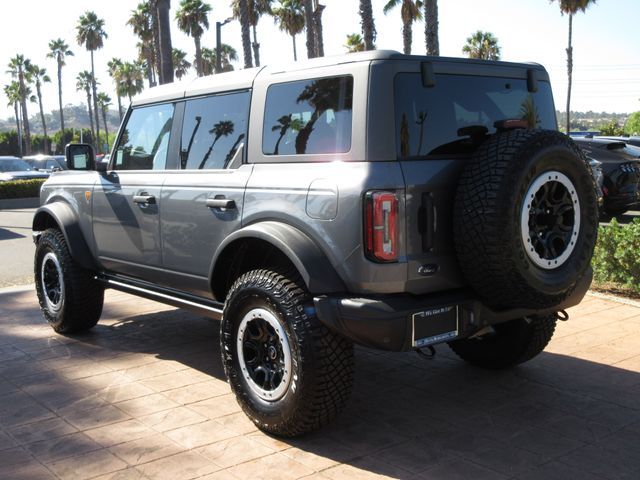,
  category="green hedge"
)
[0,179,45,199]
[592,218,640,294]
